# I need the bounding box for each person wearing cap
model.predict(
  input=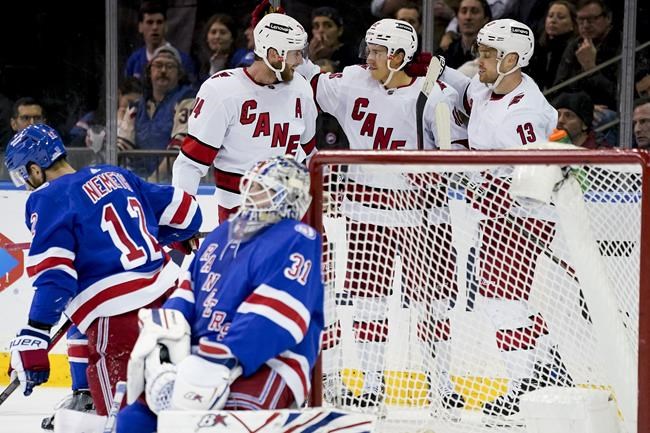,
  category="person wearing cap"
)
[308,6,359,71]
[118,44,196,180]
[553,91,610,149]
[124,1,197,84]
